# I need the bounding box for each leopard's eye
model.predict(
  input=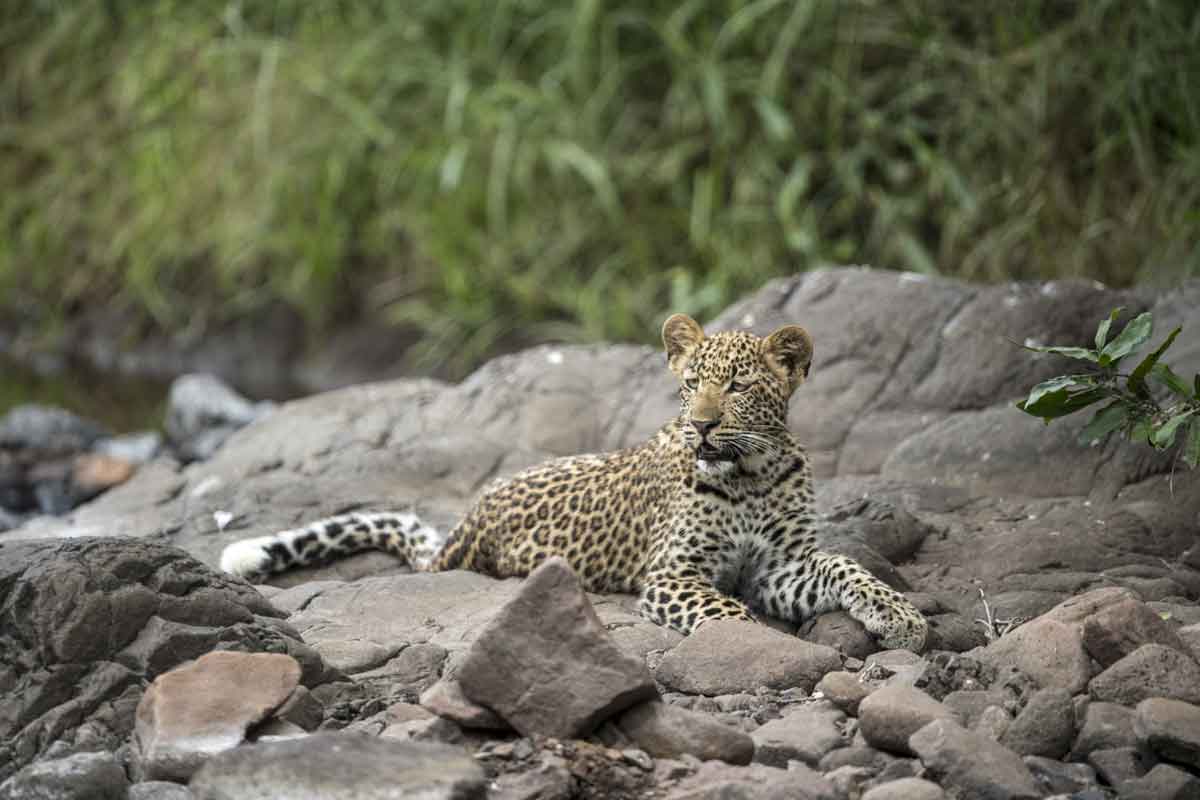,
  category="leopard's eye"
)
[730,380,754,393]
[683,376,699,391]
